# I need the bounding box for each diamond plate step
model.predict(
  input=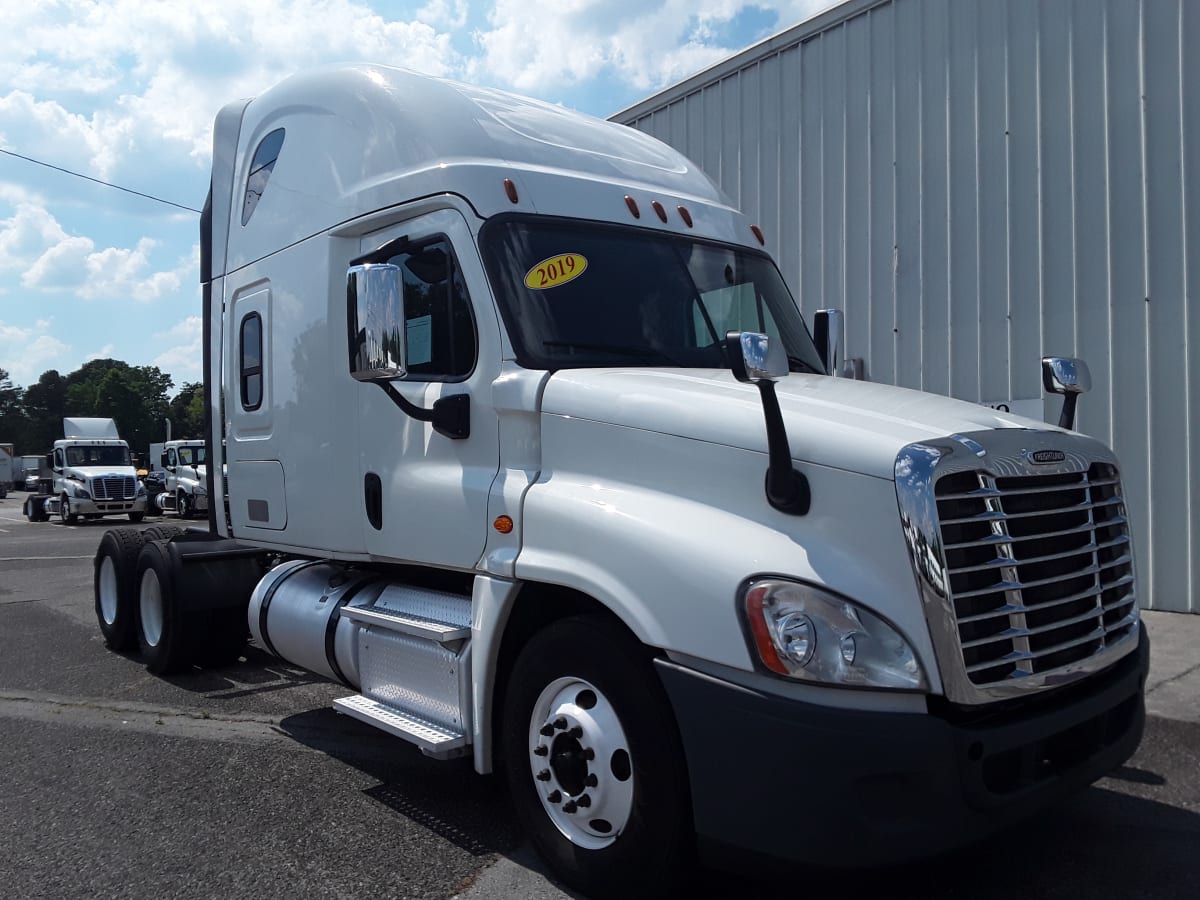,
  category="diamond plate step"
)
[333,695,469,759]
[340,604,471,642]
